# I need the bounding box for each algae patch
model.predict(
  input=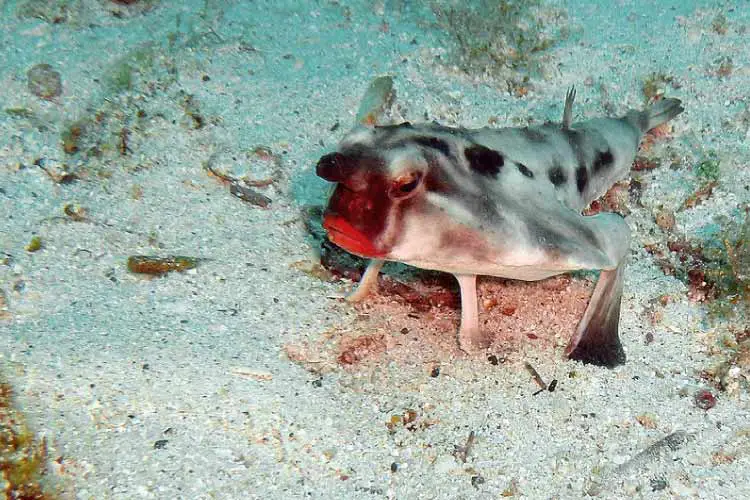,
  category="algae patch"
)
[0,381,55,498]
